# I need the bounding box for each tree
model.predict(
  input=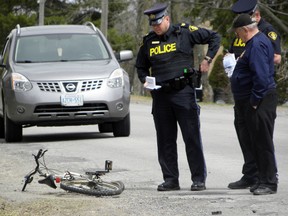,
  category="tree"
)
[1,0,287,102]
[0,0,38,51]
[178,0,288,104]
